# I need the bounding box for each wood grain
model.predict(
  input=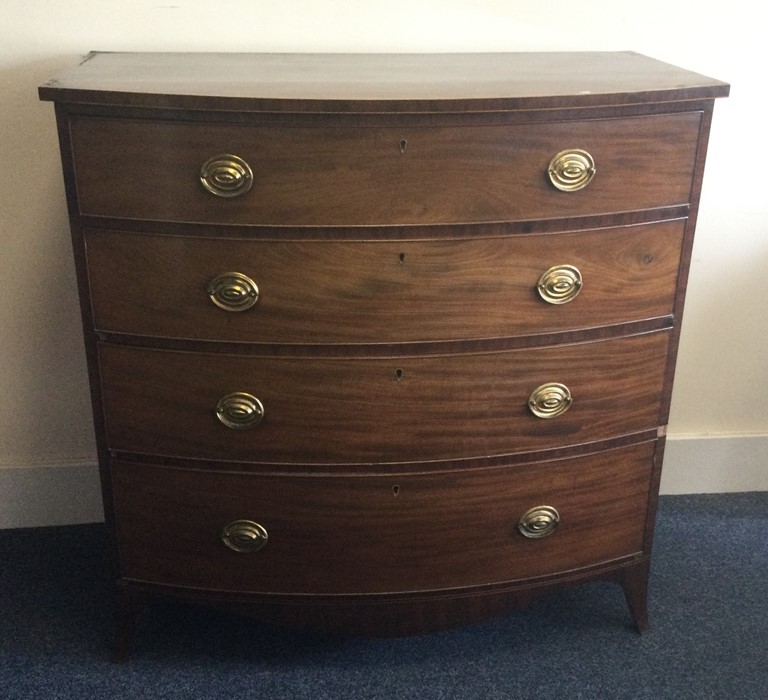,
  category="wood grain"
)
[85,221,684,344]
[38,52,728,650]
[98,331,670,463]
[69,113,700,226]
[111,440,654,594]
[39,52,729,112]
